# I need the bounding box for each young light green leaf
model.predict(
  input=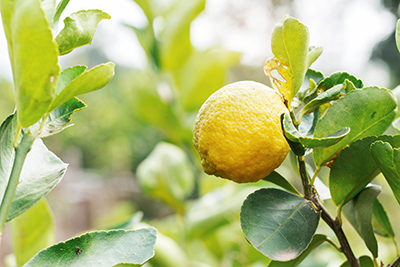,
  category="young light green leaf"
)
[56,66,87,95]
[330,135,400,206]
[396,19,400,53]
[317,72,363,91]
[11,198,55,267]
[265,16,309,106]
[40,0,56,27]
[24,228,157,266]
[53,0,71,29]
[7,138,67,221]
[372,199,395,238]
[306,46,323,69]
[38,98,86,138]
[313,87,397,167]
[371,141,400,205]
[299,84,343,120]
[132,0,154,22]
[342,185,381,258]
[55,10,111,55]
[240,188,320,261]
[1,0,60,128]
[268,234,327,267]
[49,63,115,111]
[160,0,206,70]
[297,69,324,101]
[262,171,300,195]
